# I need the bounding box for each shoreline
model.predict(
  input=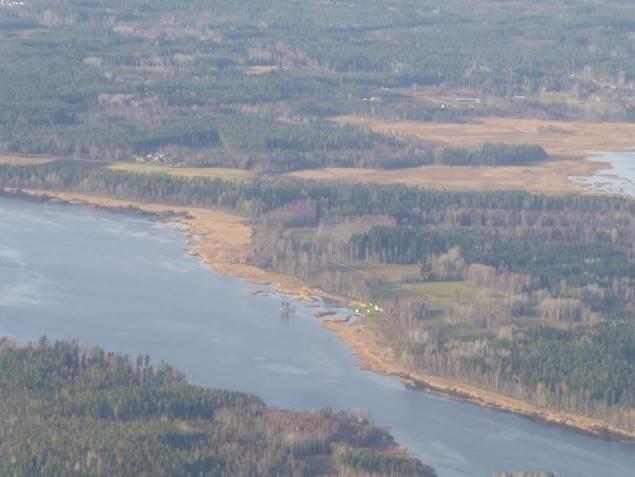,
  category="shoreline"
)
[323,319,635,443]
[0,188,342,304]
[3,187,635,444]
